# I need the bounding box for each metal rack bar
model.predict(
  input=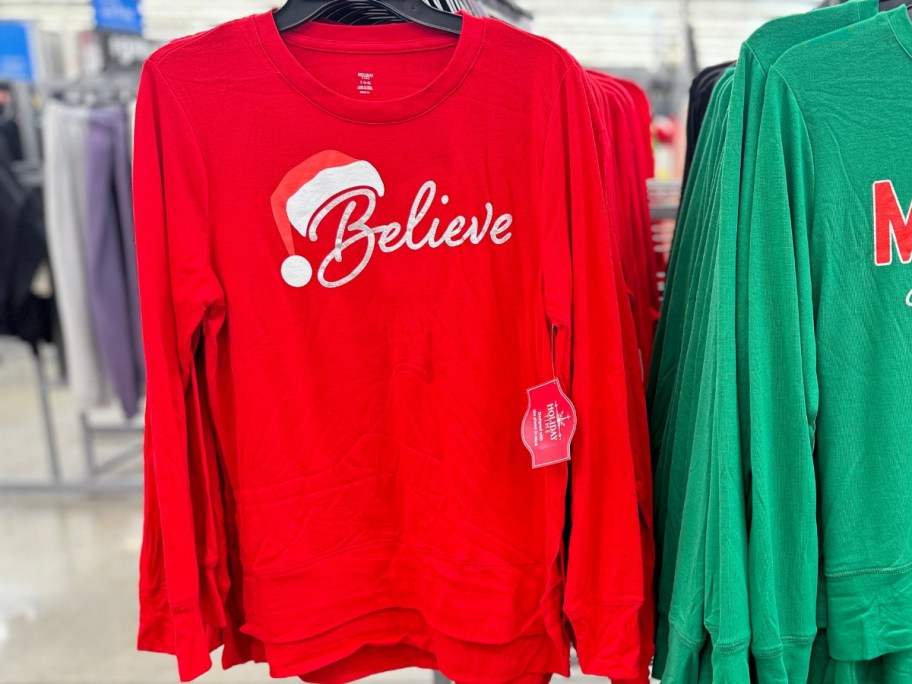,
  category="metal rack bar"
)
[79,410,144,476]
[31,344,62,482]
[0,339,142,494]
[86,432,143,476]
[0,479,142,494]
